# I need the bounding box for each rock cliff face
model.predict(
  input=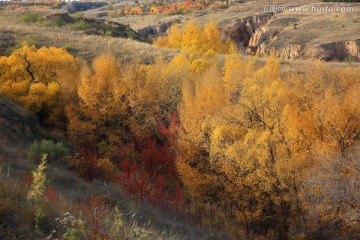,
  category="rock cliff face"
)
[255,43,307,60]
[305,40,360,61]
[256,40,360,61]
[137,19,182,37]
[222,12,359,62]
[141,11,359,62]
[222,13,274,50]
[276,44,307,60]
